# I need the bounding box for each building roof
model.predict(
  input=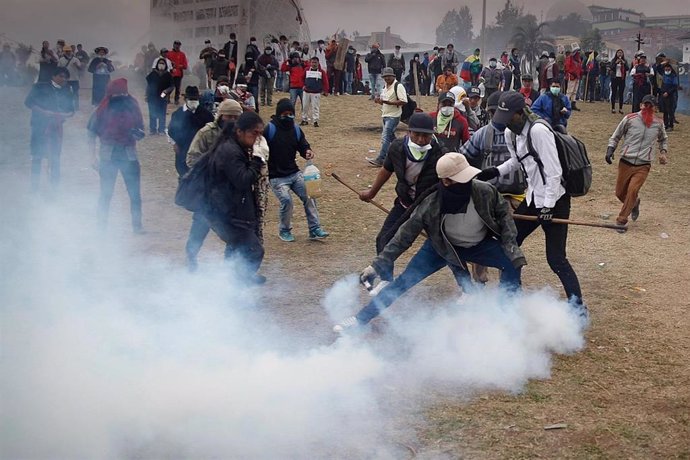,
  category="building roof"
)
[588,5,643,17]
